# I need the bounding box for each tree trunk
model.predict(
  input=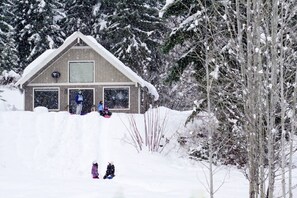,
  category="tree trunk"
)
[279,2,286,197]
[267,0,278,197]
